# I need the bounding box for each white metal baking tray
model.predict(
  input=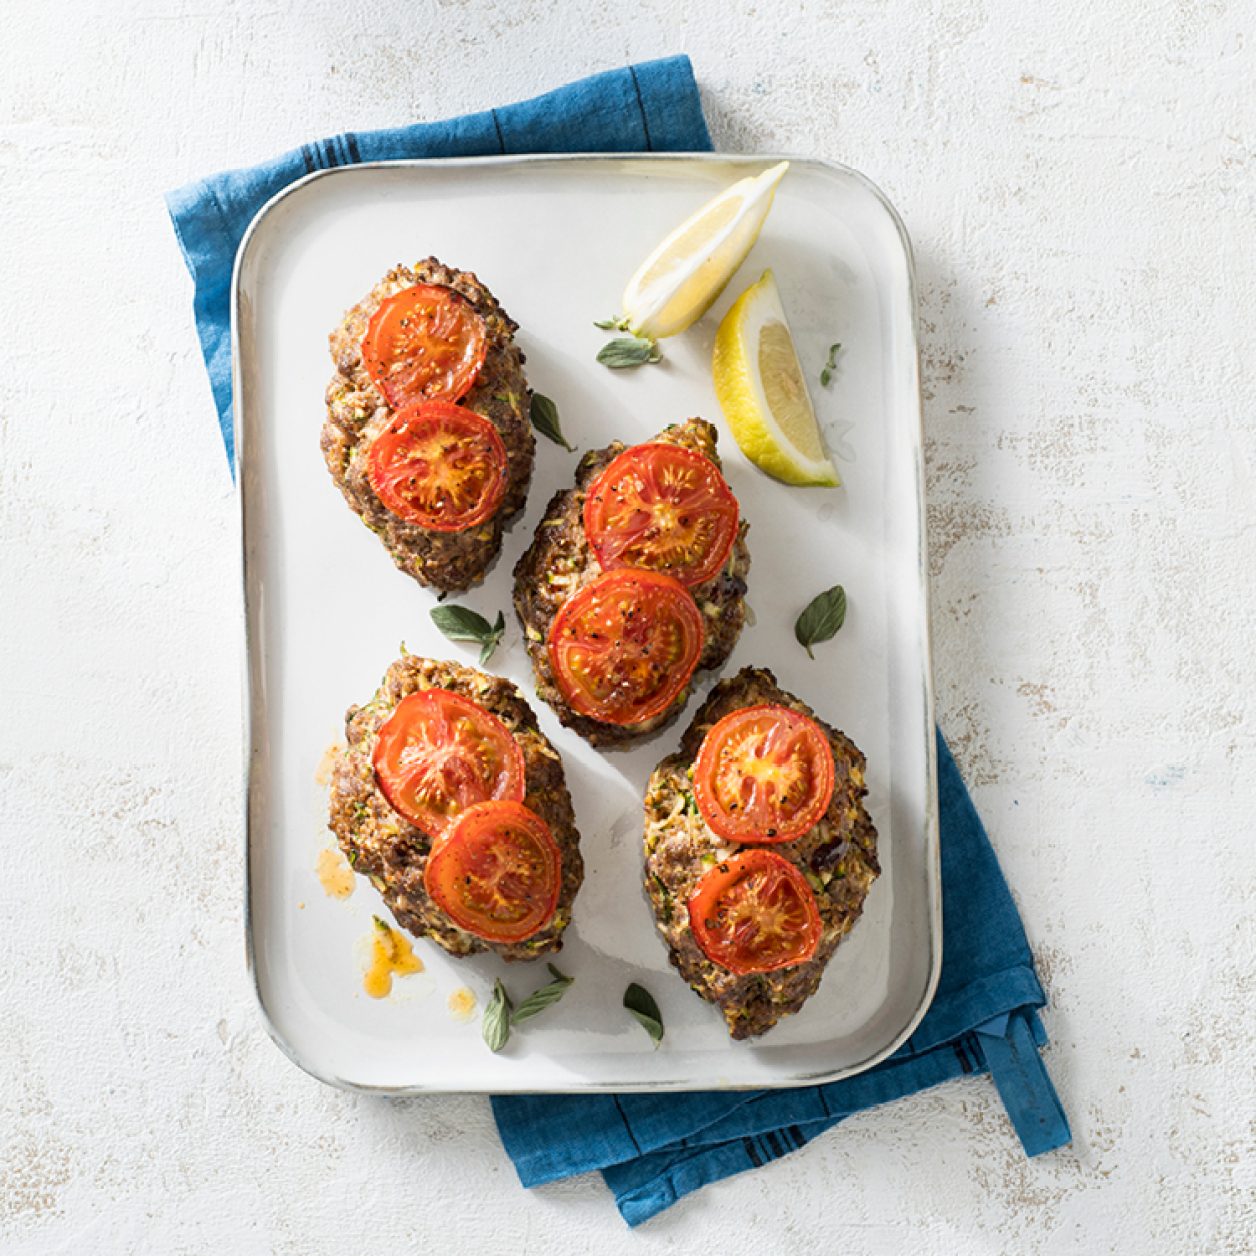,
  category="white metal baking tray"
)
[234,154,939,1093]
